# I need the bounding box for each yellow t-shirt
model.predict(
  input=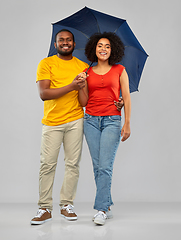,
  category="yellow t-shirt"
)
[36,55,89,126]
